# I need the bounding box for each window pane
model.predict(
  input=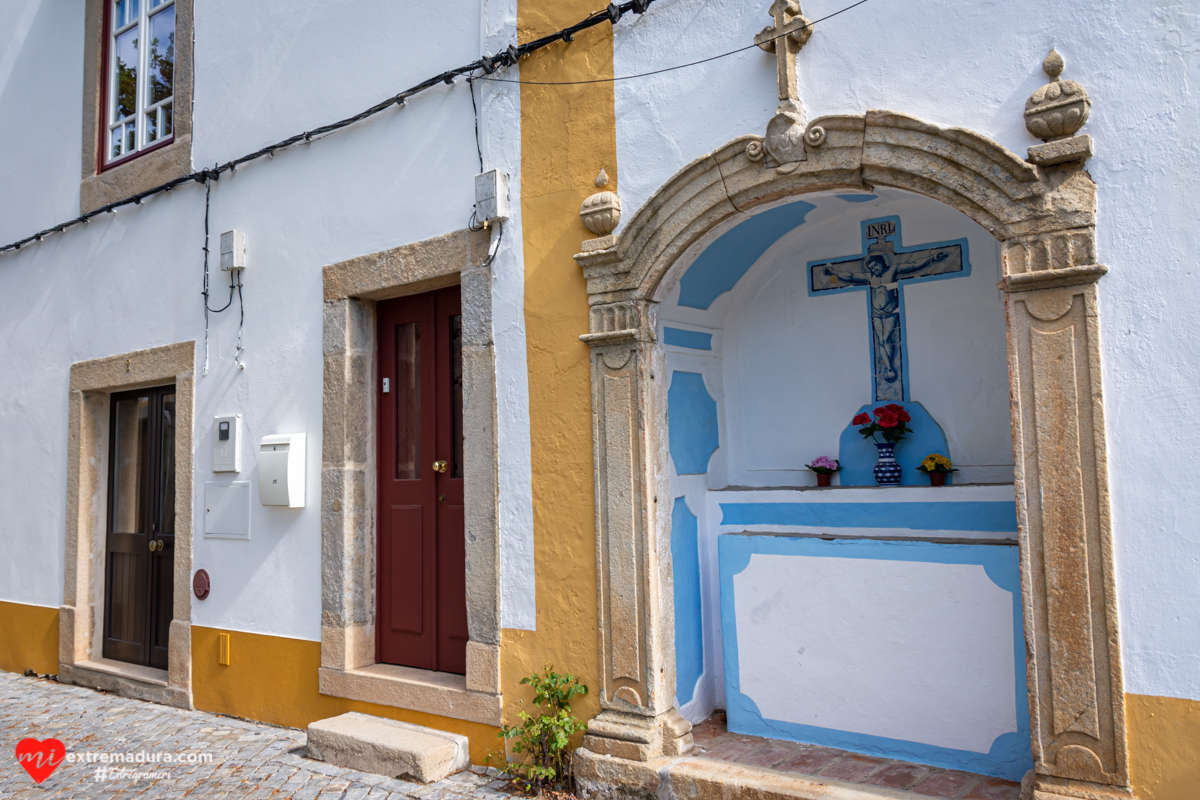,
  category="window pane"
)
[113,26,138,121]
[146,109,158,142]
[129,0,139,20]
[395,322,420,480]
[112,396,150,533]
[450,314,463,479]
[159,394,176,537]
[114,0,126,28]
[110,128,122,159]
[124,120,136,153]
[147,5,174,105]
[162,102,172,136]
